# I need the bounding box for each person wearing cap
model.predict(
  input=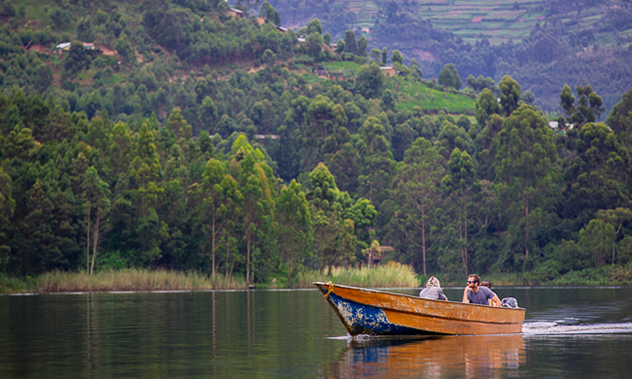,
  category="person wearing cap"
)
[480,280,498,306]
[462,274,501,306]
[419,276,448,301]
